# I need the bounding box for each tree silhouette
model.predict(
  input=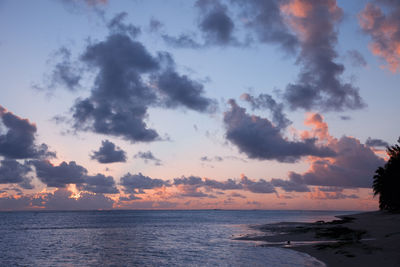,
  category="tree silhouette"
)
[373,137,400,211]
